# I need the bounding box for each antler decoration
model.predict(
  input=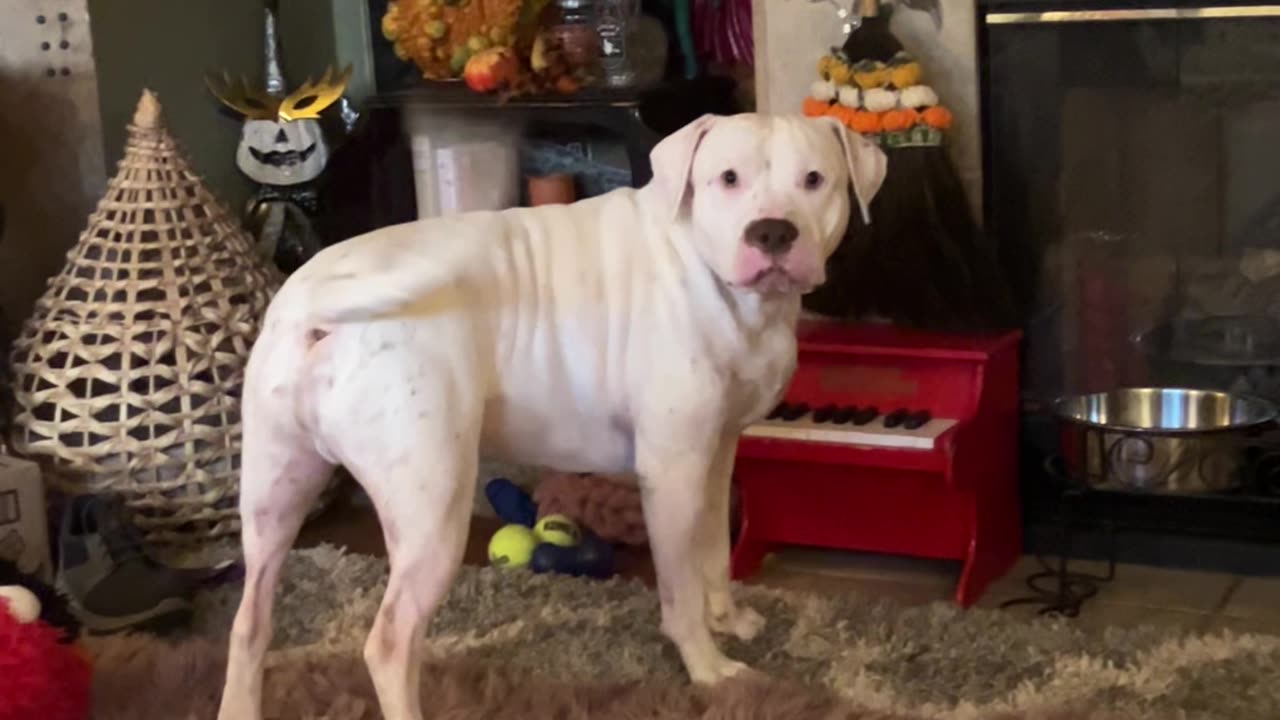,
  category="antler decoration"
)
[204,65,353,123]
[279,65,353,122]
[205,71,282,121]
